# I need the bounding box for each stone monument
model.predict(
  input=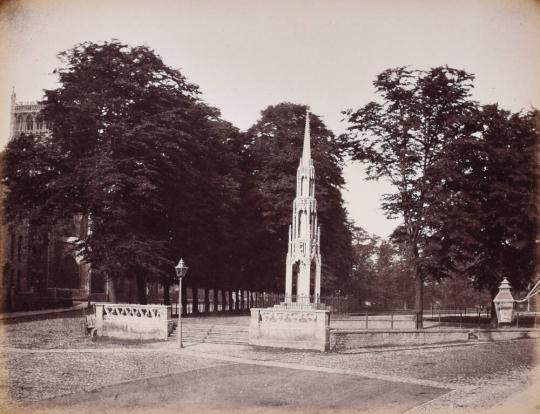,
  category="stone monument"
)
[249,109,330,351]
